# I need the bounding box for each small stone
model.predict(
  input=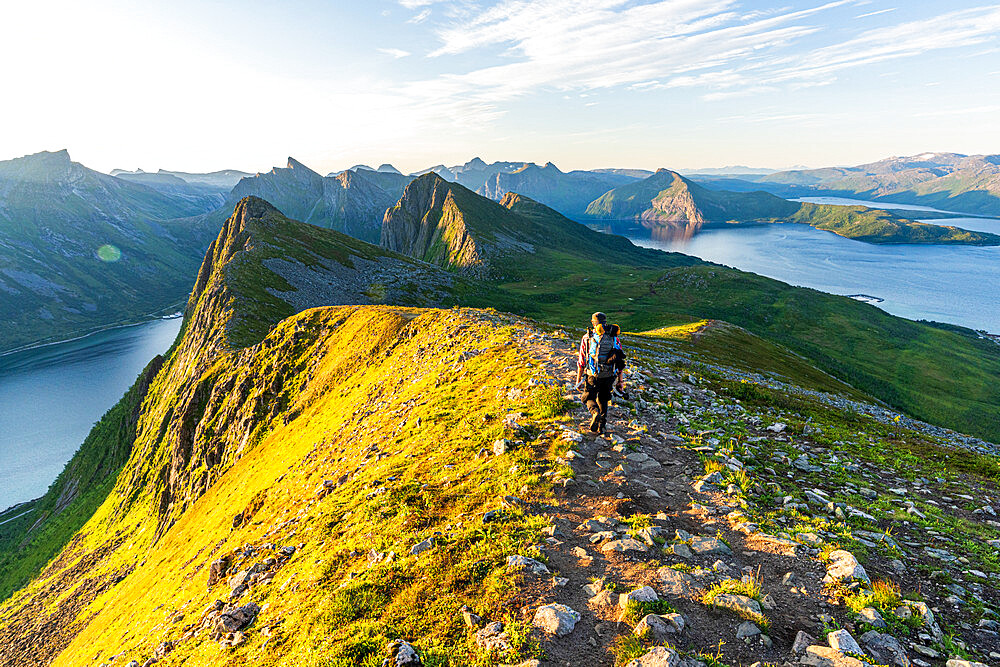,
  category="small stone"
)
[532,603,580,636]
[801,646,867,667]
[946,660,989,667]
[766,423,787,433]
[796,532,823,547]
[736,621,760,638]
[493,439,510,456]
[409,538,435,556]
[382,639,422,666]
